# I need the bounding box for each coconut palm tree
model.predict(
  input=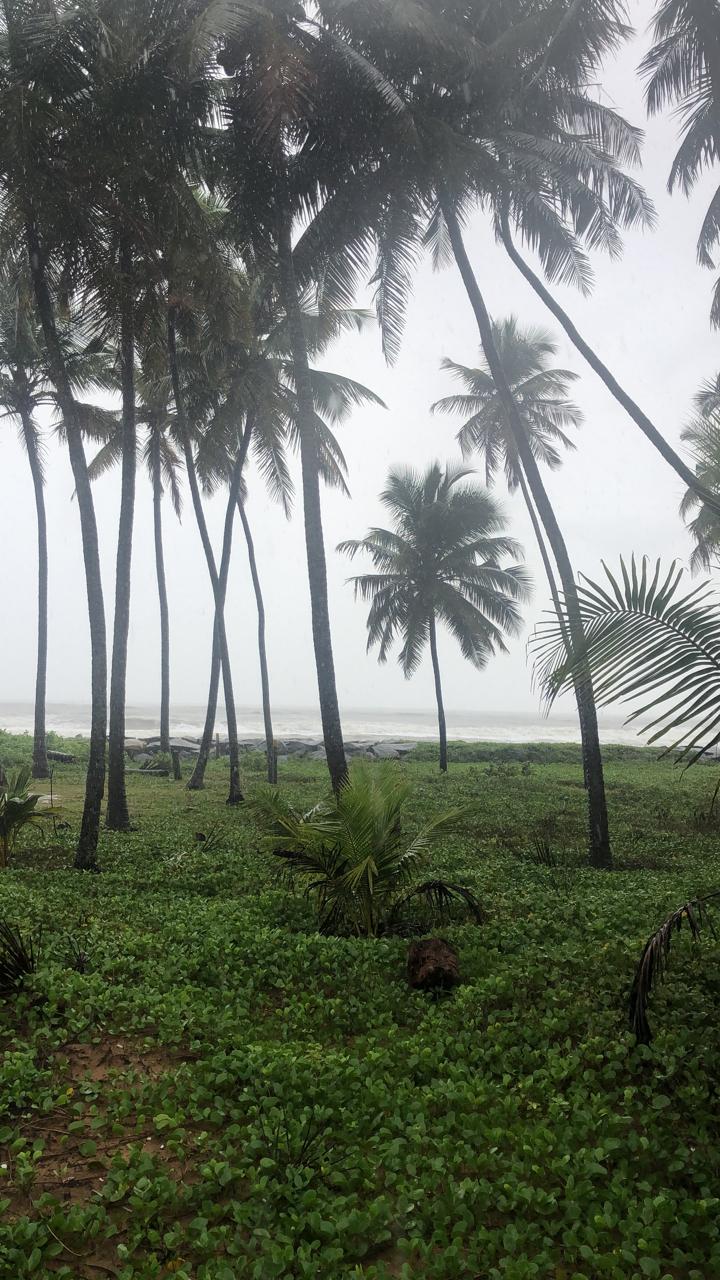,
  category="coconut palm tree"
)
[0,276,51,779]
[0,2,111,868]
[642,0,720,328]
[339,463,529,772]
[431,318,580,616]
[87,397,183,757]
[182,284,385,793]
[0,270,117,781]
[218,0,418,792]
[680,377,720,572]
[430,317,597,762]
